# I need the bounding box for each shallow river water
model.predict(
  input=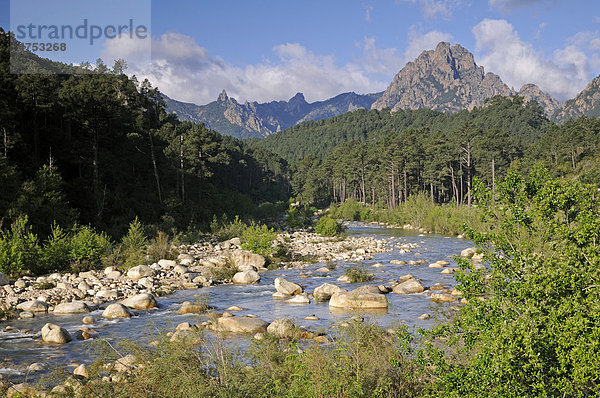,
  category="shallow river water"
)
[0,222,473,382]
